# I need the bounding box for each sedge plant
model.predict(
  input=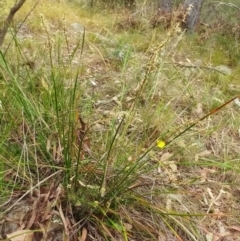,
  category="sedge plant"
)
[0,1,240,240]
